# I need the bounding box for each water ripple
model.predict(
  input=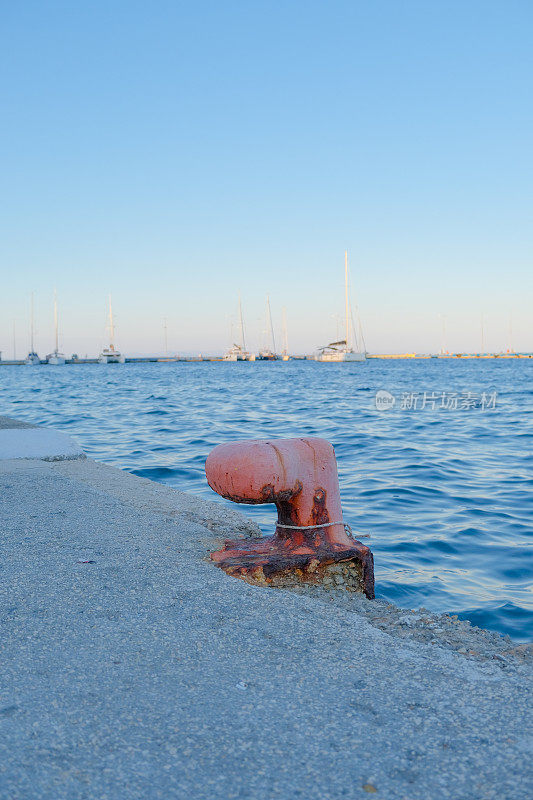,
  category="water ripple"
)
[1,358,531,641]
